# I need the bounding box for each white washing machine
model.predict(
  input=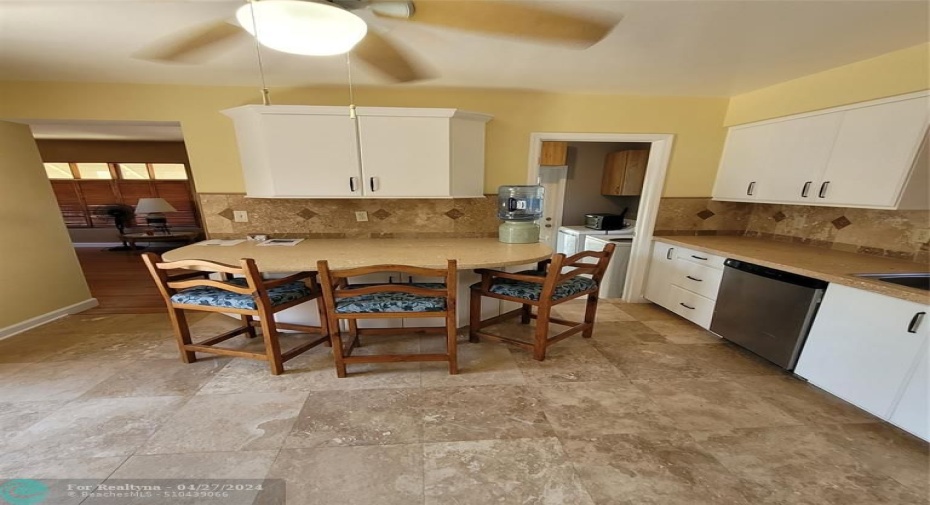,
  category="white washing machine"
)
[583,235,633,299]
[556,222,635,256]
